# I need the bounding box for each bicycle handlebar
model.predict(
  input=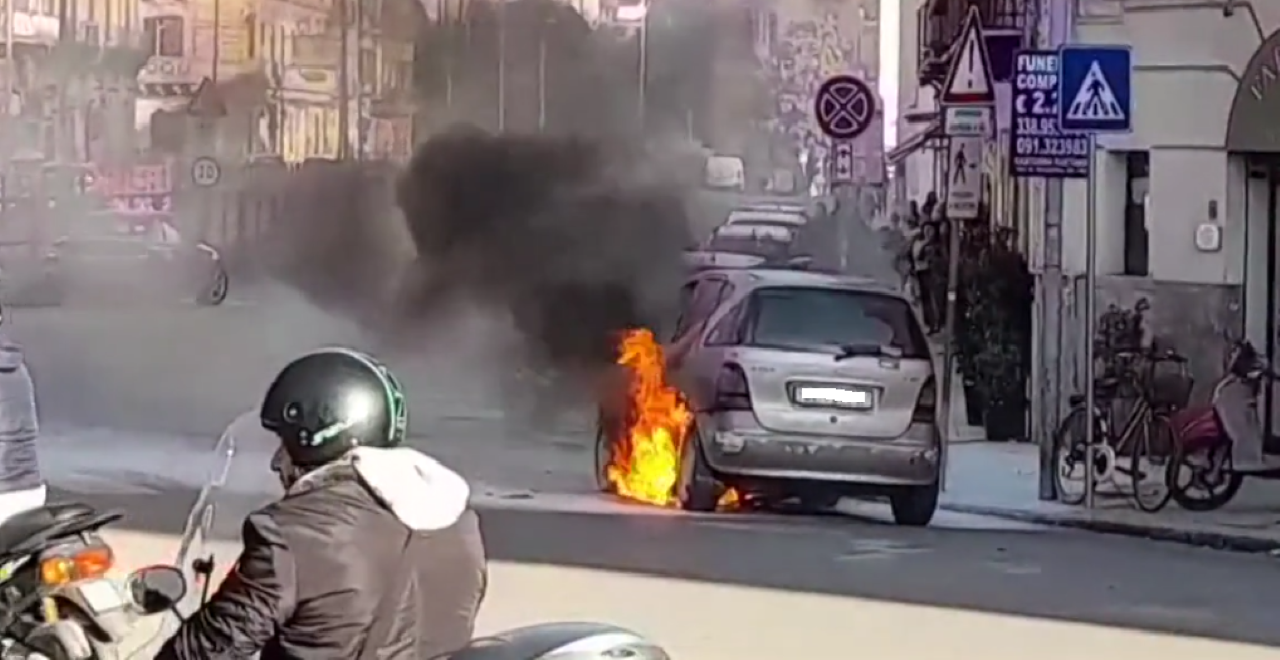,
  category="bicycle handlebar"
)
[1109,349,1188,364]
